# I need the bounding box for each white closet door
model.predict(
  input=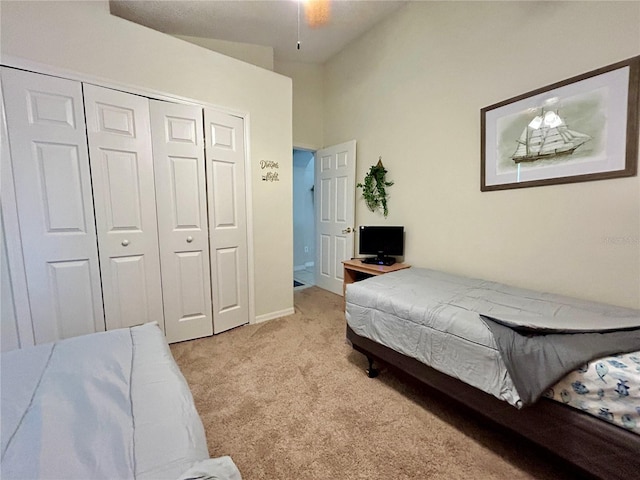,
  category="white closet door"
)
[83,84,164,332]
[150,100,213,343]
[204,109,249,333]
[1,67,105,343]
